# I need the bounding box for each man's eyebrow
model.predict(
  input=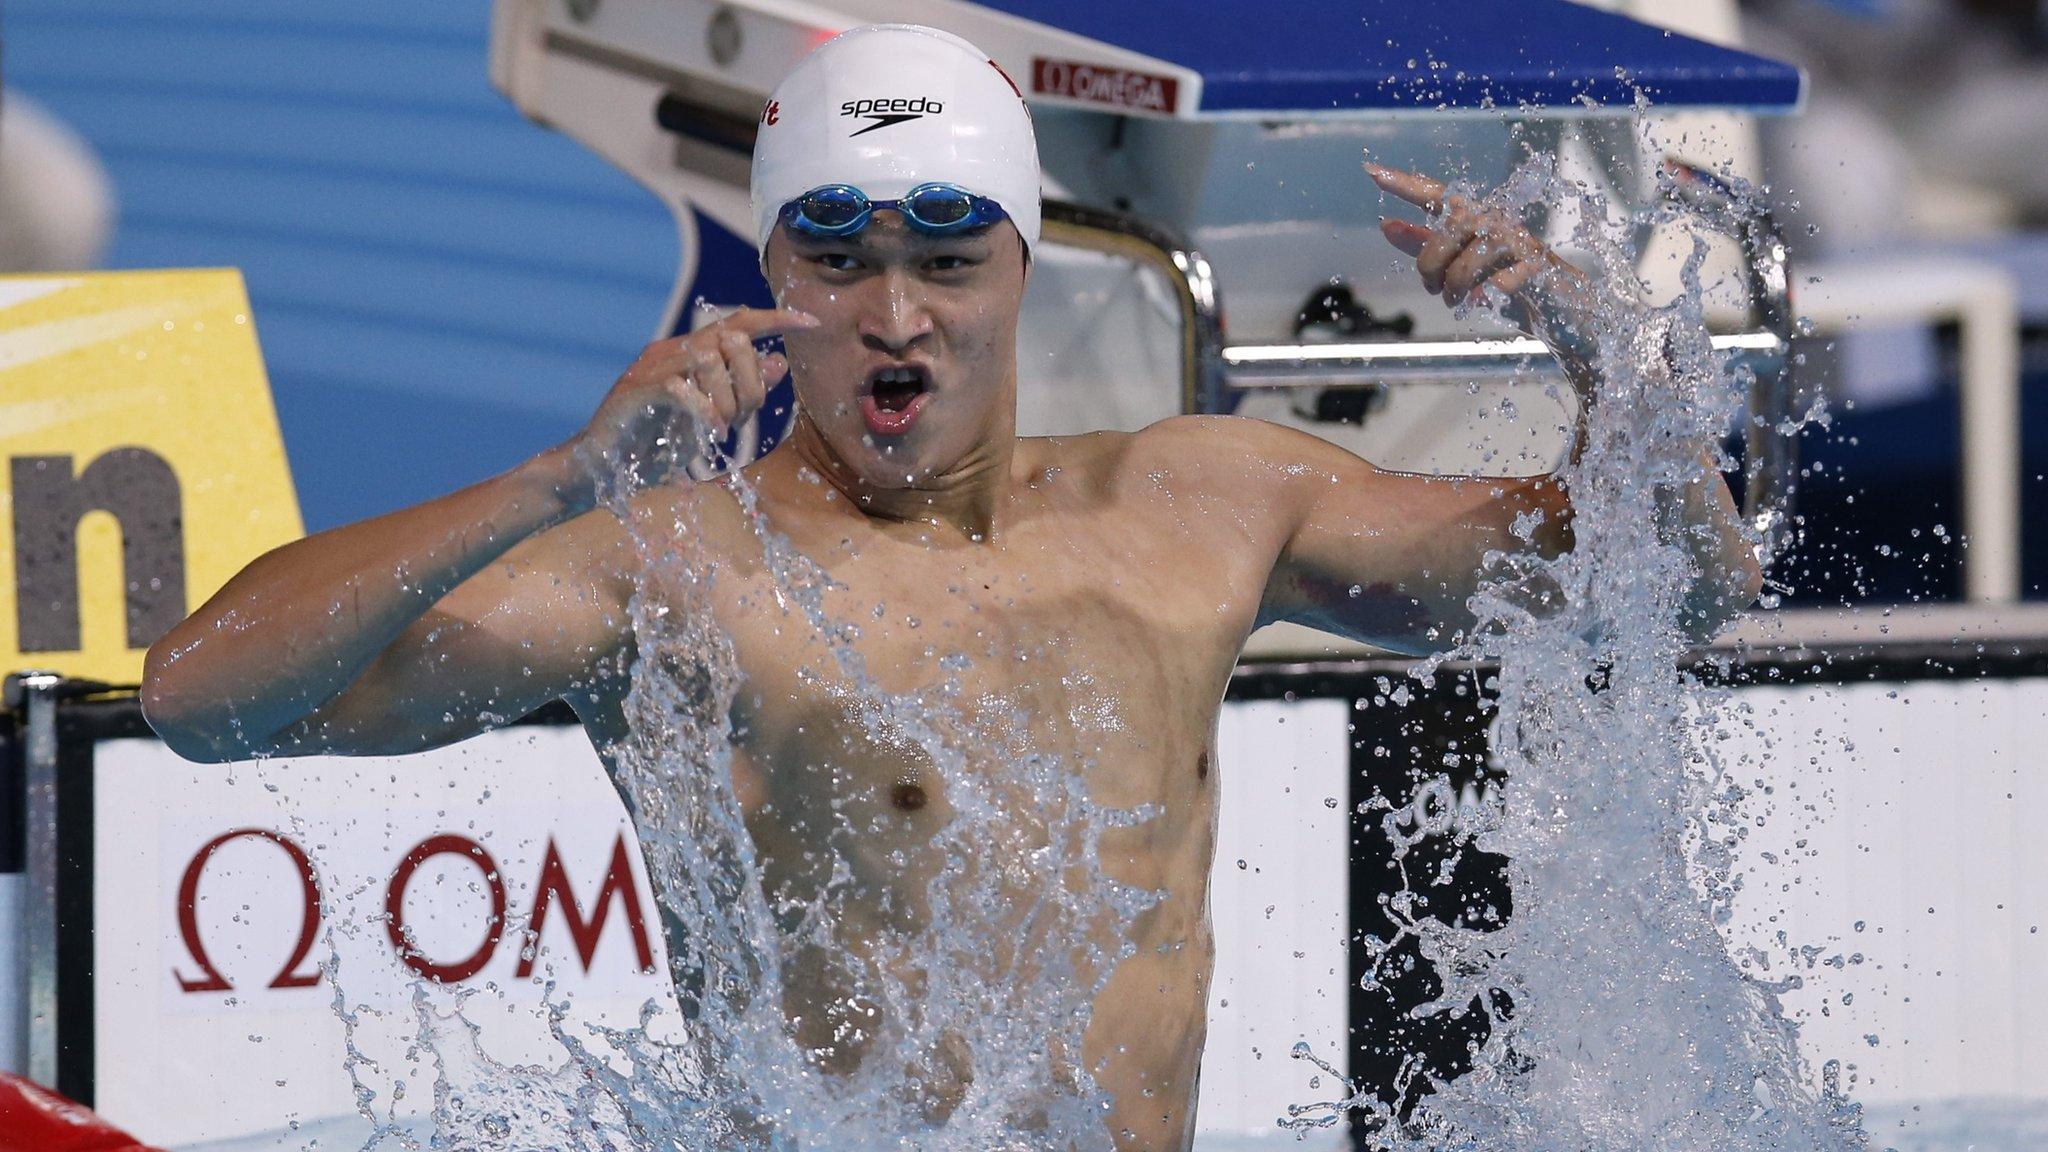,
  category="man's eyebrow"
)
[789,224,992,253]
[903,225,994,249]
[791,229,869,250]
